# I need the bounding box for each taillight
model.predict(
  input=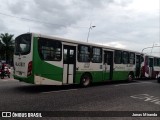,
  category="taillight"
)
[27,61,32,76]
